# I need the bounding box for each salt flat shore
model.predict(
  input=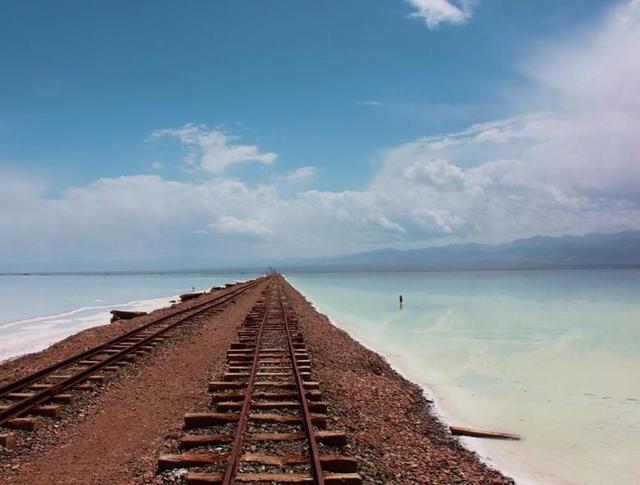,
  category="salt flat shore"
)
[0,276,513,484]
